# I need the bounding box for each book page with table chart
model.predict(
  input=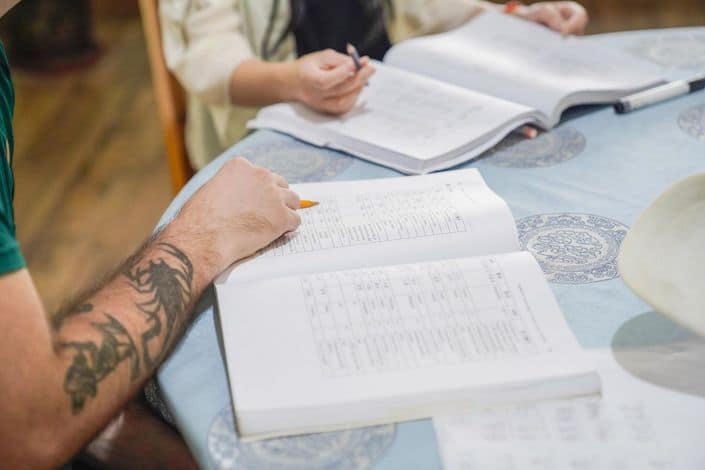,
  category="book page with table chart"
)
[219,252,597,438]
[301,256,544,378]
[248,62,535,161]
[218,170,520,285]
[385,12,661,125]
